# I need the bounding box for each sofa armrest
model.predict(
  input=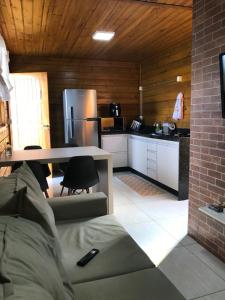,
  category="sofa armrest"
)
[47,192,107,221]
